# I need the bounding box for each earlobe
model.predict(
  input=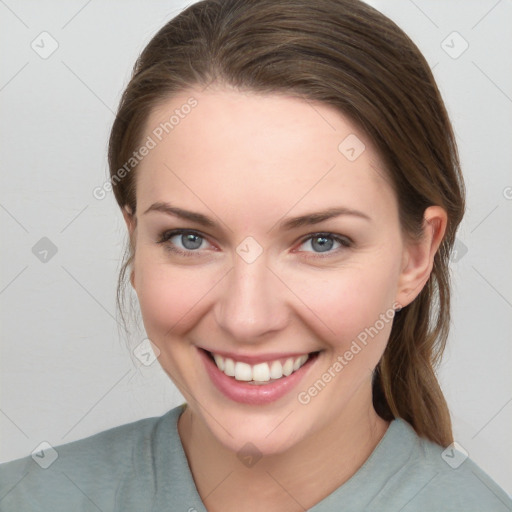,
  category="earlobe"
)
[395,206,447,307]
